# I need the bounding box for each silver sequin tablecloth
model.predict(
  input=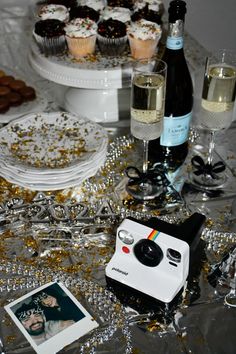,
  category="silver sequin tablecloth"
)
[0,3,236,354]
